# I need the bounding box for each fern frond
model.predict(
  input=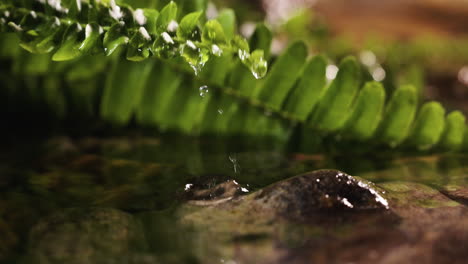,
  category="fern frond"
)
[0,0,267,77]
[1,0,467,153]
